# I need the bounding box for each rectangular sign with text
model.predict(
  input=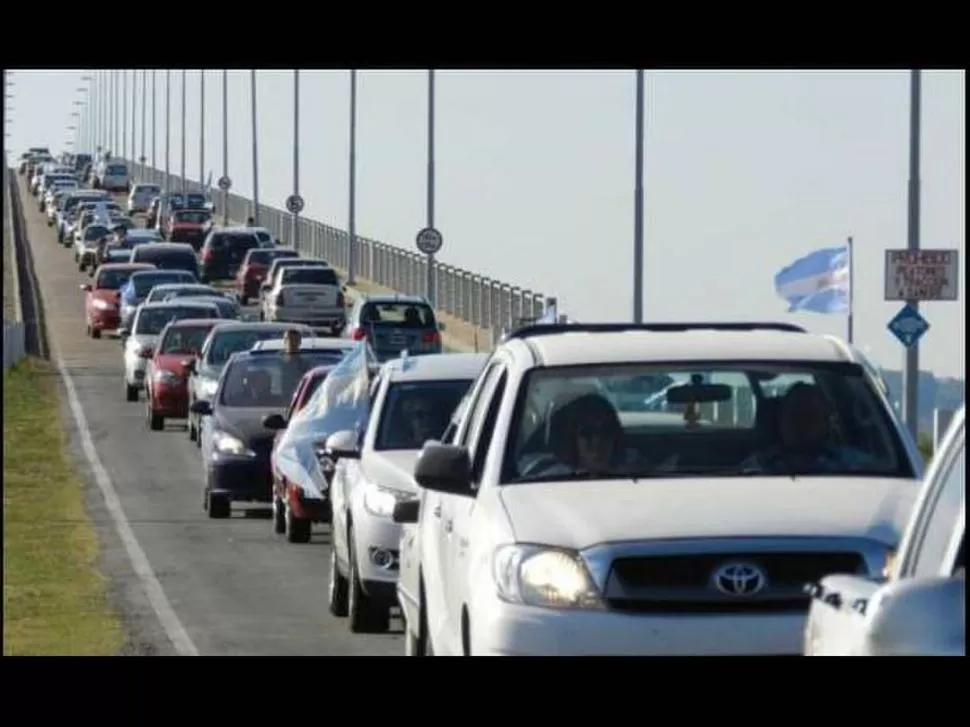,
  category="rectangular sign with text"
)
[884,249,959,301]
